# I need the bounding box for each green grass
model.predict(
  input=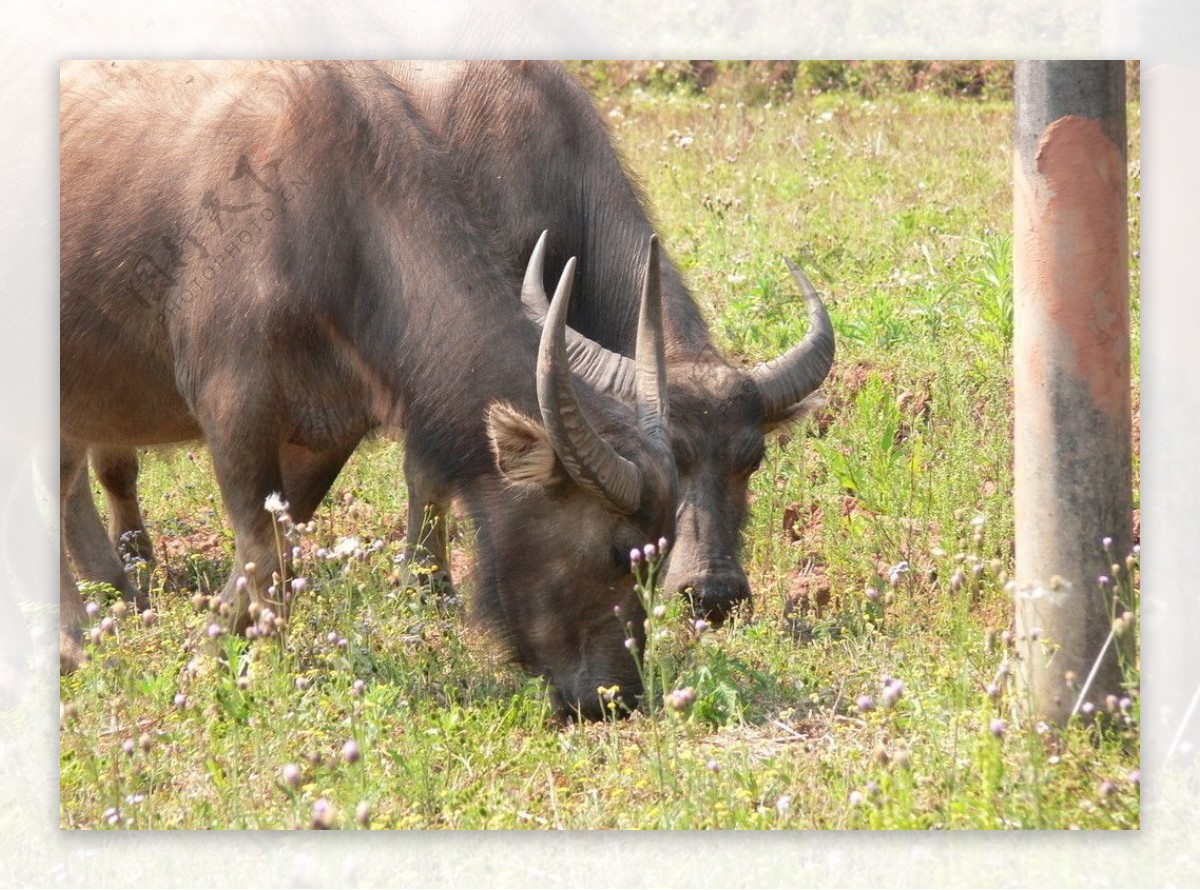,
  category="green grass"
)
[59,87,1140,830]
